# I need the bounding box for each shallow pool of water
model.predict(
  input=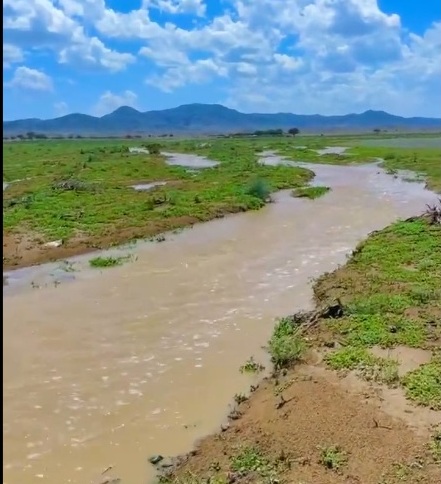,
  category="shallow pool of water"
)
[162,152,219,168]
[3,159,438,484]
[131,182,167,191]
